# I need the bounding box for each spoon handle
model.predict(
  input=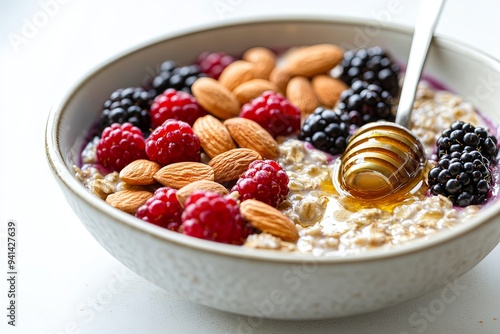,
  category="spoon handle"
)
[395,0,446,128]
